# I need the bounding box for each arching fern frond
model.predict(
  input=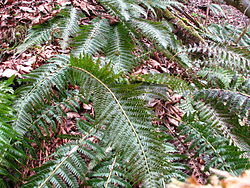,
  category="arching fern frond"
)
[69,56,169,187]
[197,68,245,89]
[193,101,250,157]
[99,0,131,21]
[60,7,81,50]
[0,79,26,185]
[203,23,250,46]
[16,26,54,54]
[131,73,191,94]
